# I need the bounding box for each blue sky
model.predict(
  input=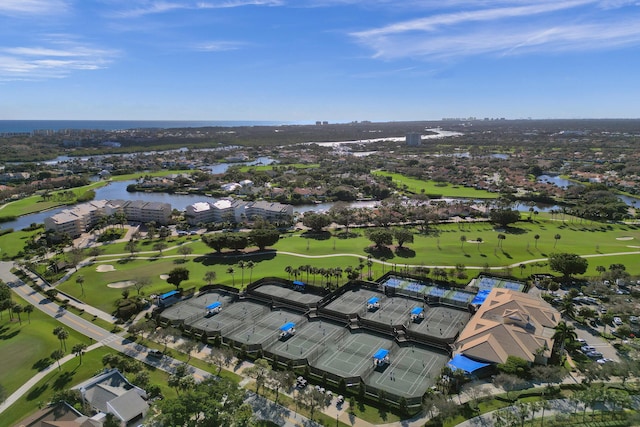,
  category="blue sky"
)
[1,0,640,121]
